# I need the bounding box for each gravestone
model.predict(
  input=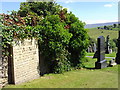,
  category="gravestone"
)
[93,43,97,52]
[89,45,92,52]
[109,59,117,67]
[95,36,108,69]
[87,45,92,53]
[115,31,120,64]
[109,49,112,54]
[87,47,90,53]
[105,35,110,54]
